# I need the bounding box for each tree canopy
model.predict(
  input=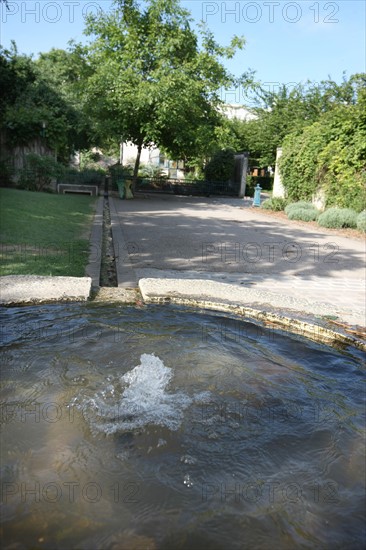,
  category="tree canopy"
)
[279,75,366,211]
[1,0,364,210]
[78,0,247,178]
[0,42,92,161]
[220,74,366,168]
